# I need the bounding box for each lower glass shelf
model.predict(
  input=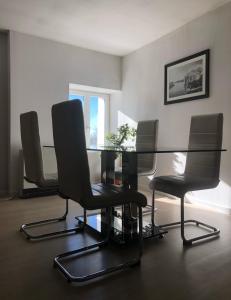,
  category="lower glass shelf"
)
[76,211,168,244]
